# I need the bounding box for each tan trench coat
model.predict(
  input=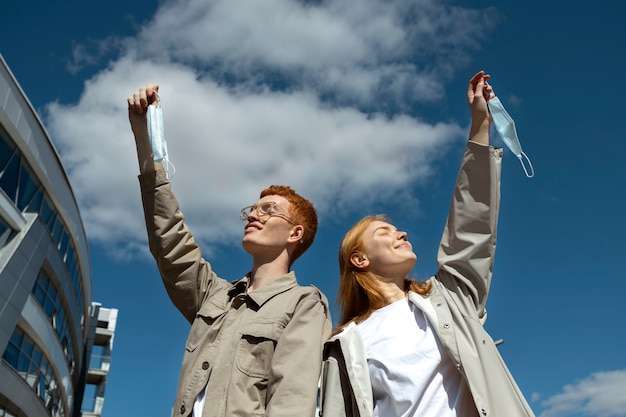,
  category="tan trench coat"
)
[139,169,332,417]
[319,142,536,417]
